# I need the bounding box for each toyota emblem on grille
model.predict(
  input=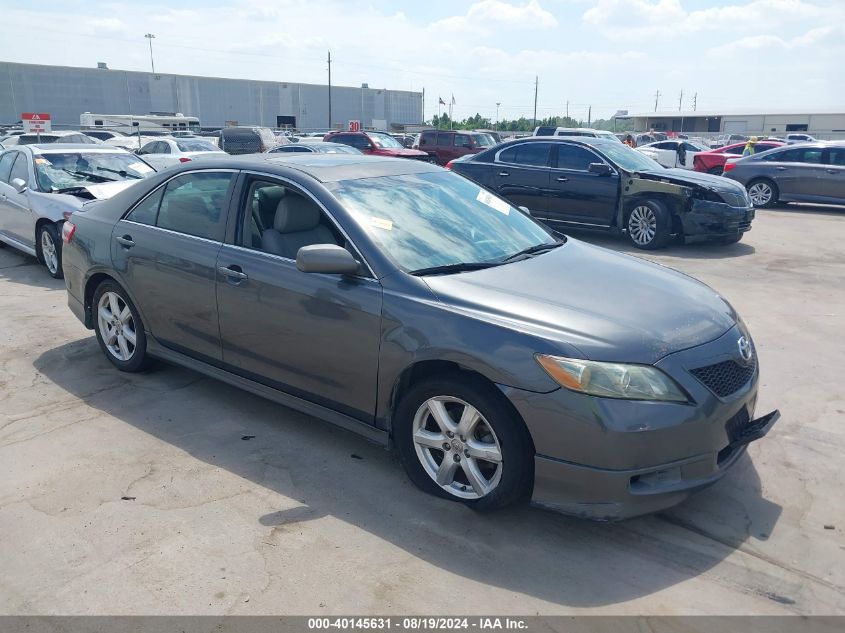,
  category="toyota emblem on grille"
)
[737,336,753,363]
